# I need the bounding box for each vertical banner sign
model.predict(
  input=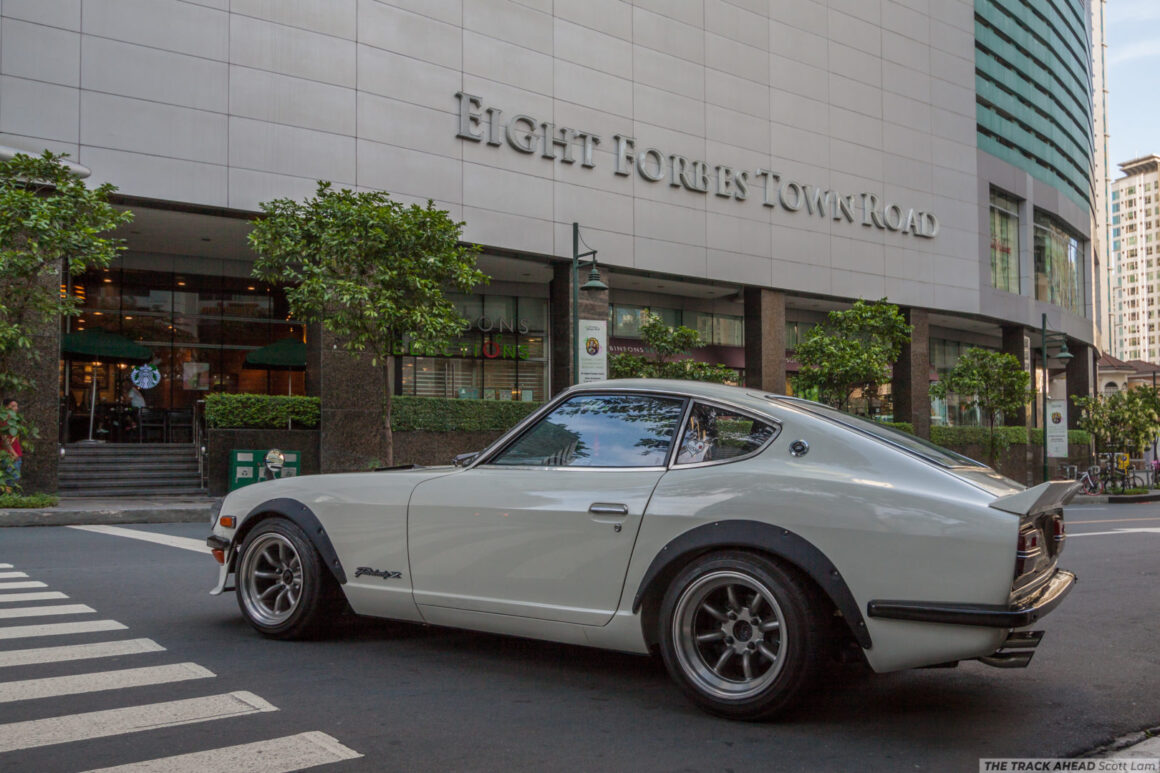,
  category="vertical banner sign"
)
[578,320,608,383]
[1046,399,1069,458]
